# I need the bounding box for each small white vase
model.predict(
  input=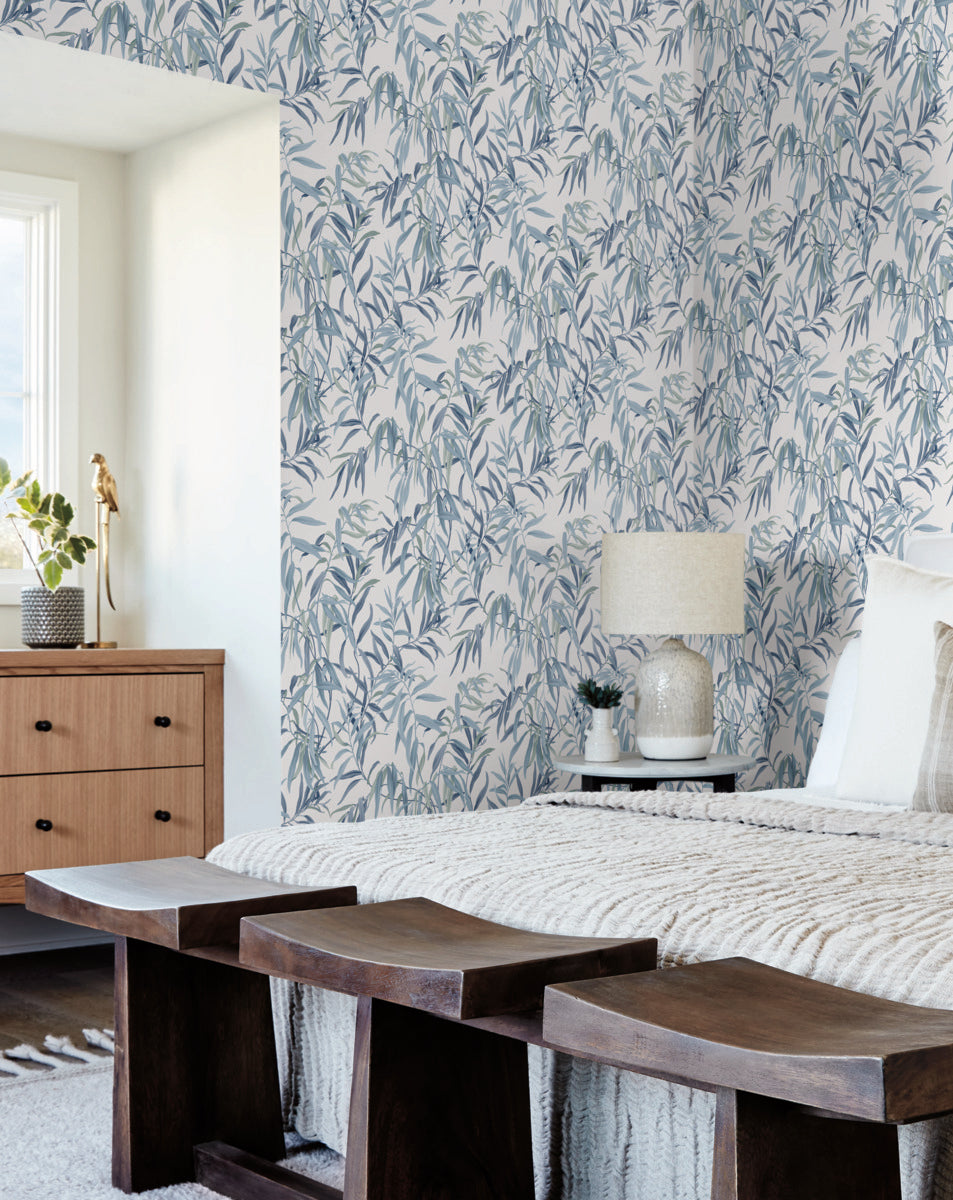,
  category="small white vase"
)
[584,707,620,762]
